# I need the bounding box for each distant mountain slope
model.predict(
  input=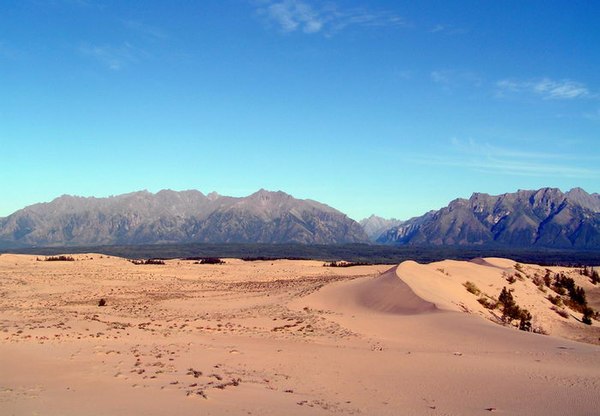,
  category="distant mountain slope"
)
[0,189,368,247]
[377,188,600,249]
[359,215,404,241]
